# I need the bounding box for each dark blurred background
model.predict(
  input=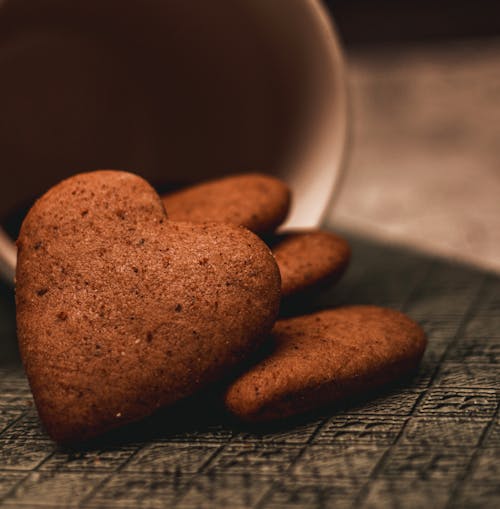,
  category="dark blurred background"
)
[327,0,500,44]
